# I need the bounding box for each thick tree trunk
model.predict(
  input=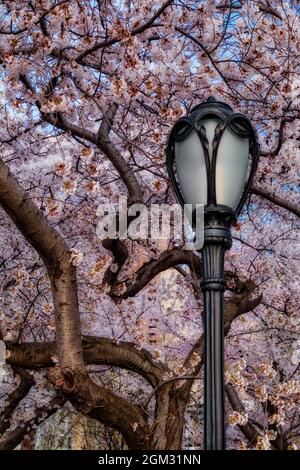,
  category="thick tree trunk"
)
[165,392,186,450]
[145,385,186,450]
